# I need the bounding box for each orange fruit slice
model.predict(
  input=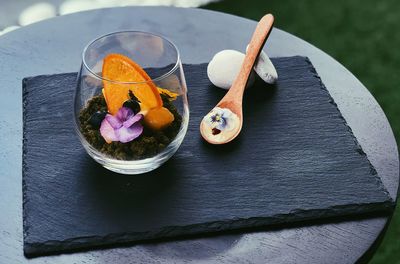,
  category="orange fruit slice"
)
[157,87,179,100]
[102,53,162,115]
[144,107,175,130]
